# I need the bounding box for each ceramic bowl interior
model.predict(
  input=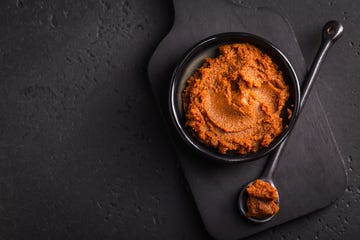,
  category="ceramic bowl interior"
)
[169,33,300,163]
